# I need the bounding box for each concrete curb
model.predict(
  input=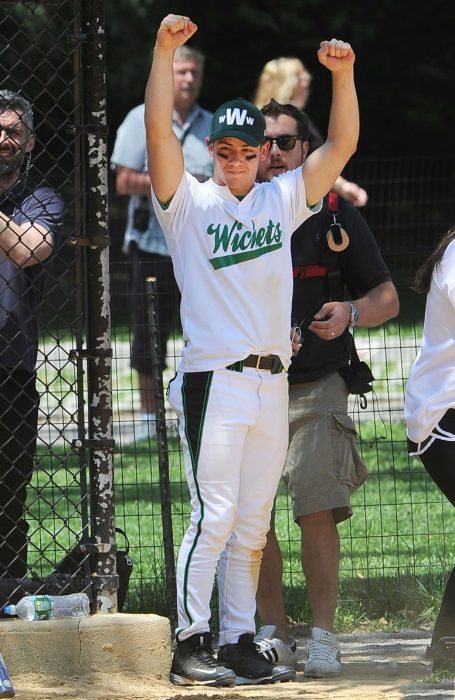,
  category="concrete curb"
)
[0,613,171,679]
